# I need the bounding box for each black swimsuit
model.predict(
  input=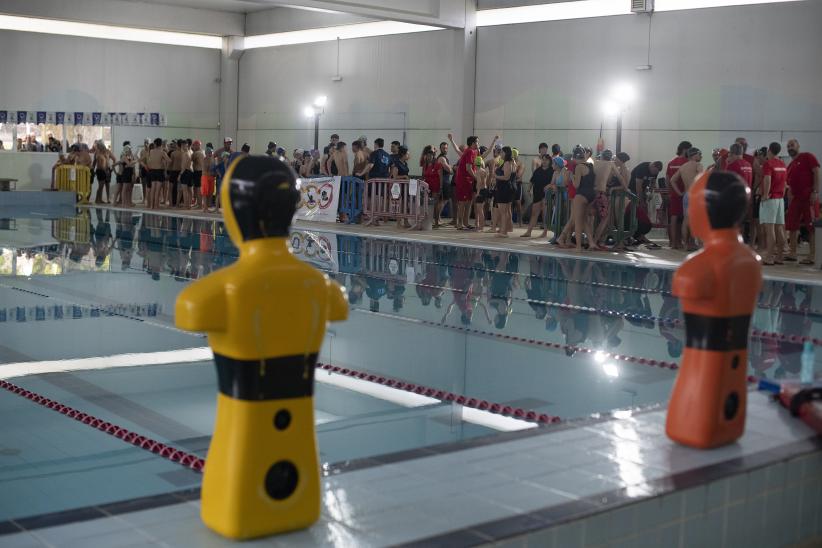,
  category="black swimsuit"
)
[495,165,515,204]
[575,163,596,203]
